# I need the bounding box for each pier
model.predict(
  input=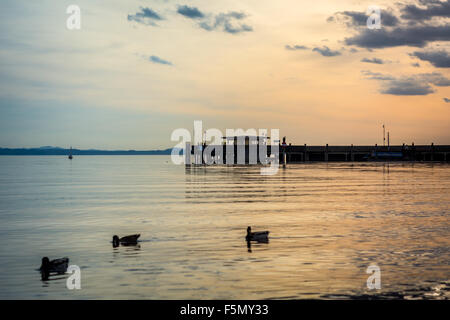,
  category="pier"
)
[281,143,450,162]
[188,142,450,164]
